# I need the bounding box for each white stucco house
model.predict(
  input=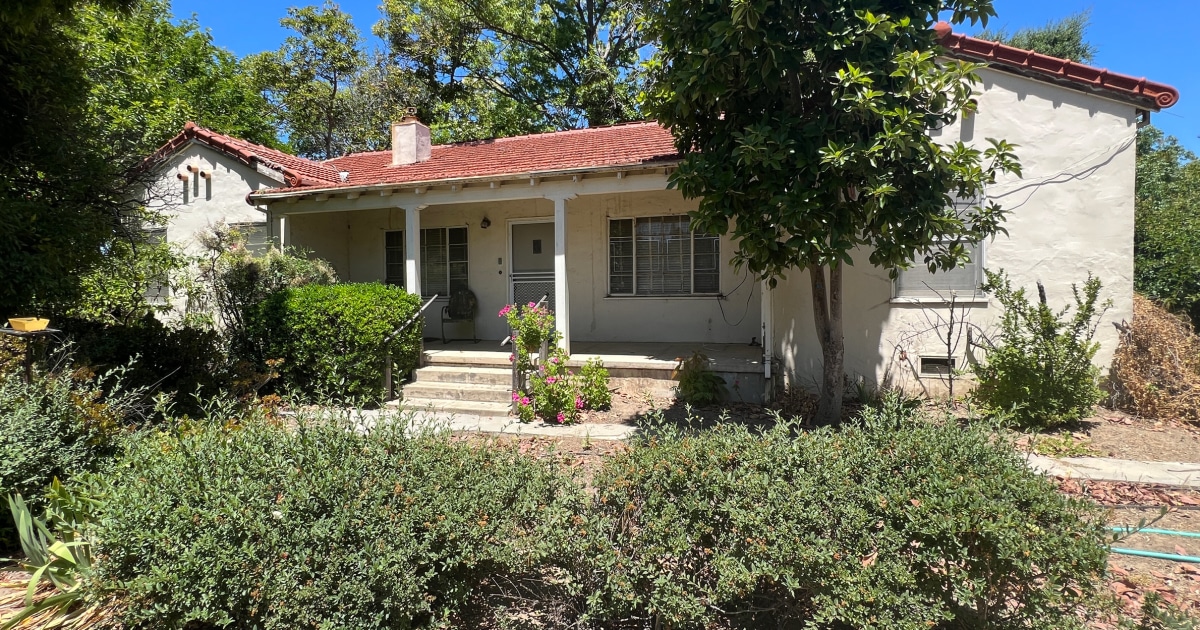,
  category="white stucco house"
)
[141,23,1178,409]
